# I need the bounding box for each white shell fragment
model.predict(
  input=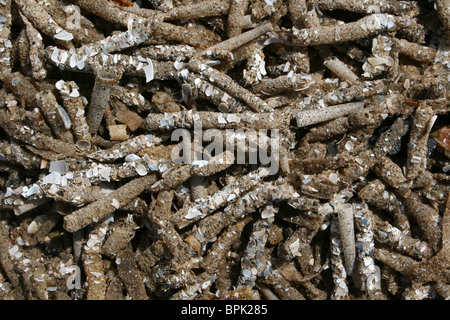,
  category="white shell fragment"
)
[49,161,69,175]
[144,58,154,83]
[111,198,120,209]
[42,172,61,185]
[54,30,74,41]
